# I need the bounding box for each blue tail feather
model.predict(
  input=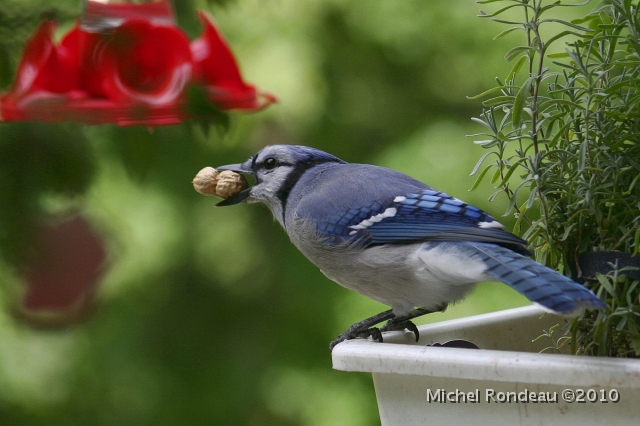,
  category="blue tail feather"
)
[469,243,606,314]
